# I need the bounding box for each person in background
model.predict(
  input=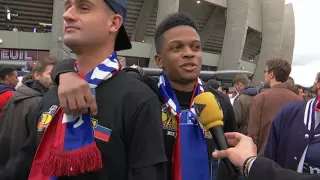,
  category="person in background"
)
[248,58,302,155]
[265,72,320,175]
[218,85,229,95]
[21,74,34,85]
[296,84,306,100]
[0,67,19,117]
[233,74,258,135]
[206,79,220,90]
[212,132,319,180]
[0,57,57,170]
